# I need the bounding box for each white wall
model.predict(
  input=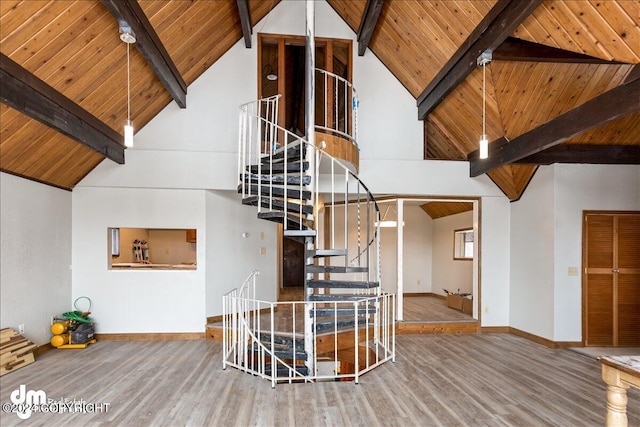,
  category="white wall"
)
[375,204,433,294]
[72,188,206,333]
[204,190,278,316]
[402,206,433,293]
[510,167,555,340]
[431,211,473,296]
[510,164,640,342]
[1,173,72,346]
